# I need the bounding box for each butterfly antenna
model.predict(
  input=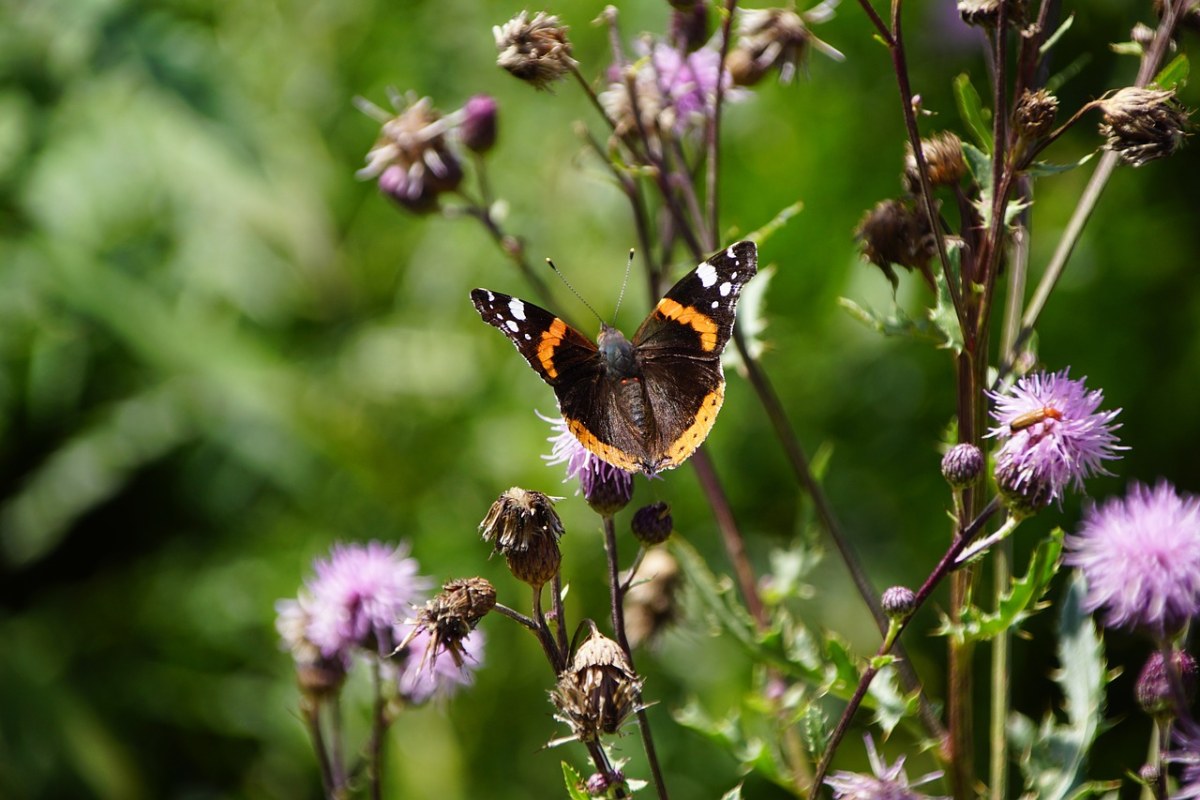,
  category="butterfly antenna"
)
[546,258,605,327]
[610,248,635,324]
